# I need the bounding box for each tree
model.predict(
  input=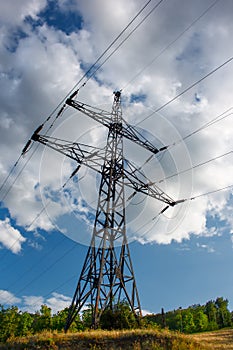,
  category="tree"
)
[205,300,218,330]
[100,302,138,330]
[53,307,83,332]
[82,305,94,329]
[0,305,19,342]
[182,310,195,333]
[16,312,33,337]
[193,309,208,332]
[215,297,232,328]
[32,305,52,332]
